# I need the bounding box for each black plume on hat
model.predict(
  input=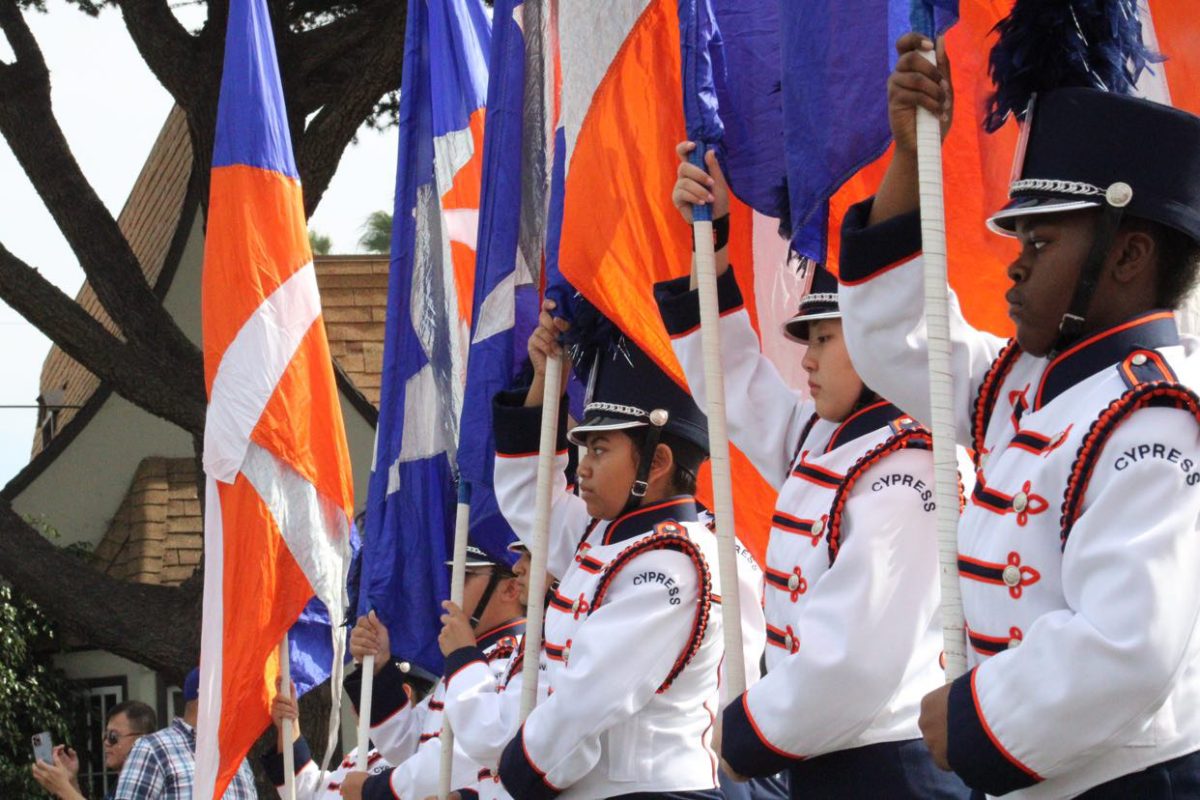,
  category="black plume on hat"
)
[985,0,1162,132]
[563,296,709,453]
